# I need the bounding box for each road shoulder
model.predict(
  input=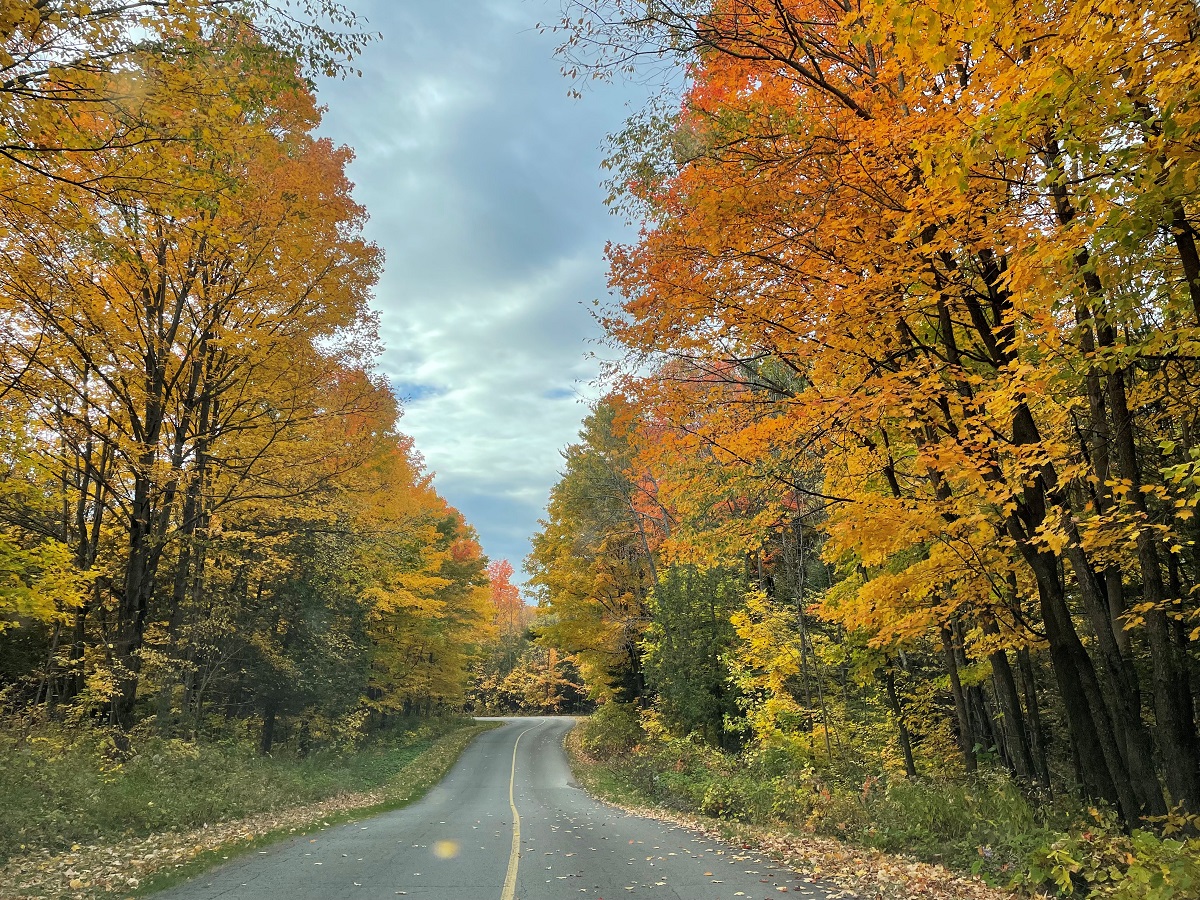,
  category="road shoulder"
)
[2,722,499,900]
[564,726,1018,900]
